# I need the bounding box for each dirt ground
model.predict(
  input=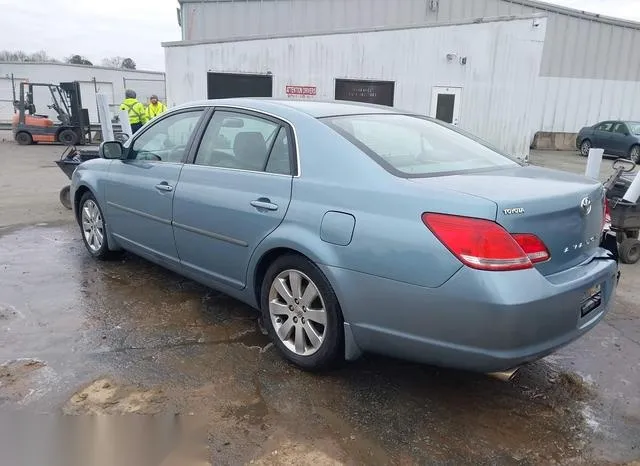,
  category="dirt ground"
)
[1,138,639,465]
